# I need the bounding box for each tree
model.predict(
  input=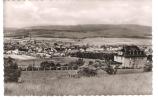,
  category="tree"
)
[78,66,97,77]
[94,60,102,68]
[144,61,152,72]
[76,58,85,66]
[82,45,88,52]
[103,59,119,75]
[27,64,33,71]
[101,45,106,50]
[40,61,56,70]
[78,61,97,77]
[56,63,61,70]
[4,57,21,82]
[68,58,85,70]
